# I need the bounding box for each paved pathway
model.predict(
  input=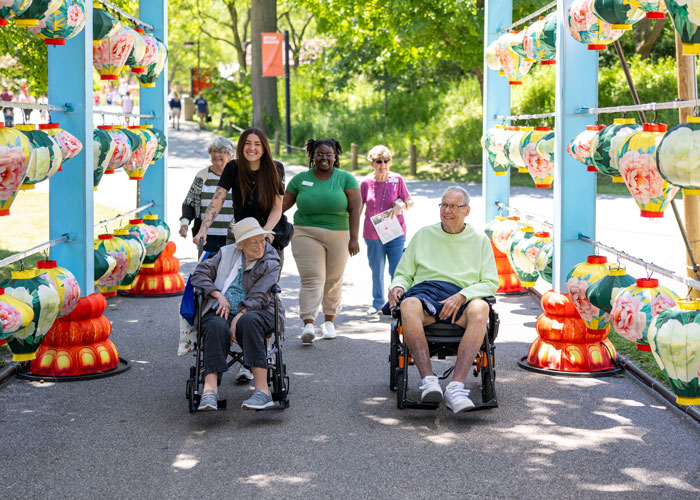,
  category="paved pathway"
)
[1,120,698,499]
